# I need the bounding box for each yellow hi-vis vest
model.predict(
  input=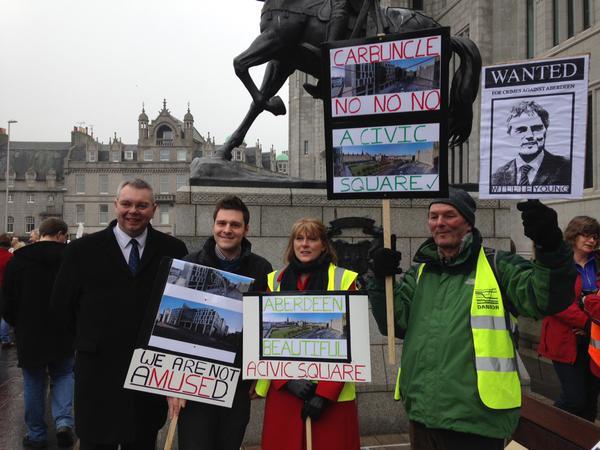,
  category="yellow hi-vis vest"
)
[394,247,521,409]
[255,263,358,402]
[589,322,600,368]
